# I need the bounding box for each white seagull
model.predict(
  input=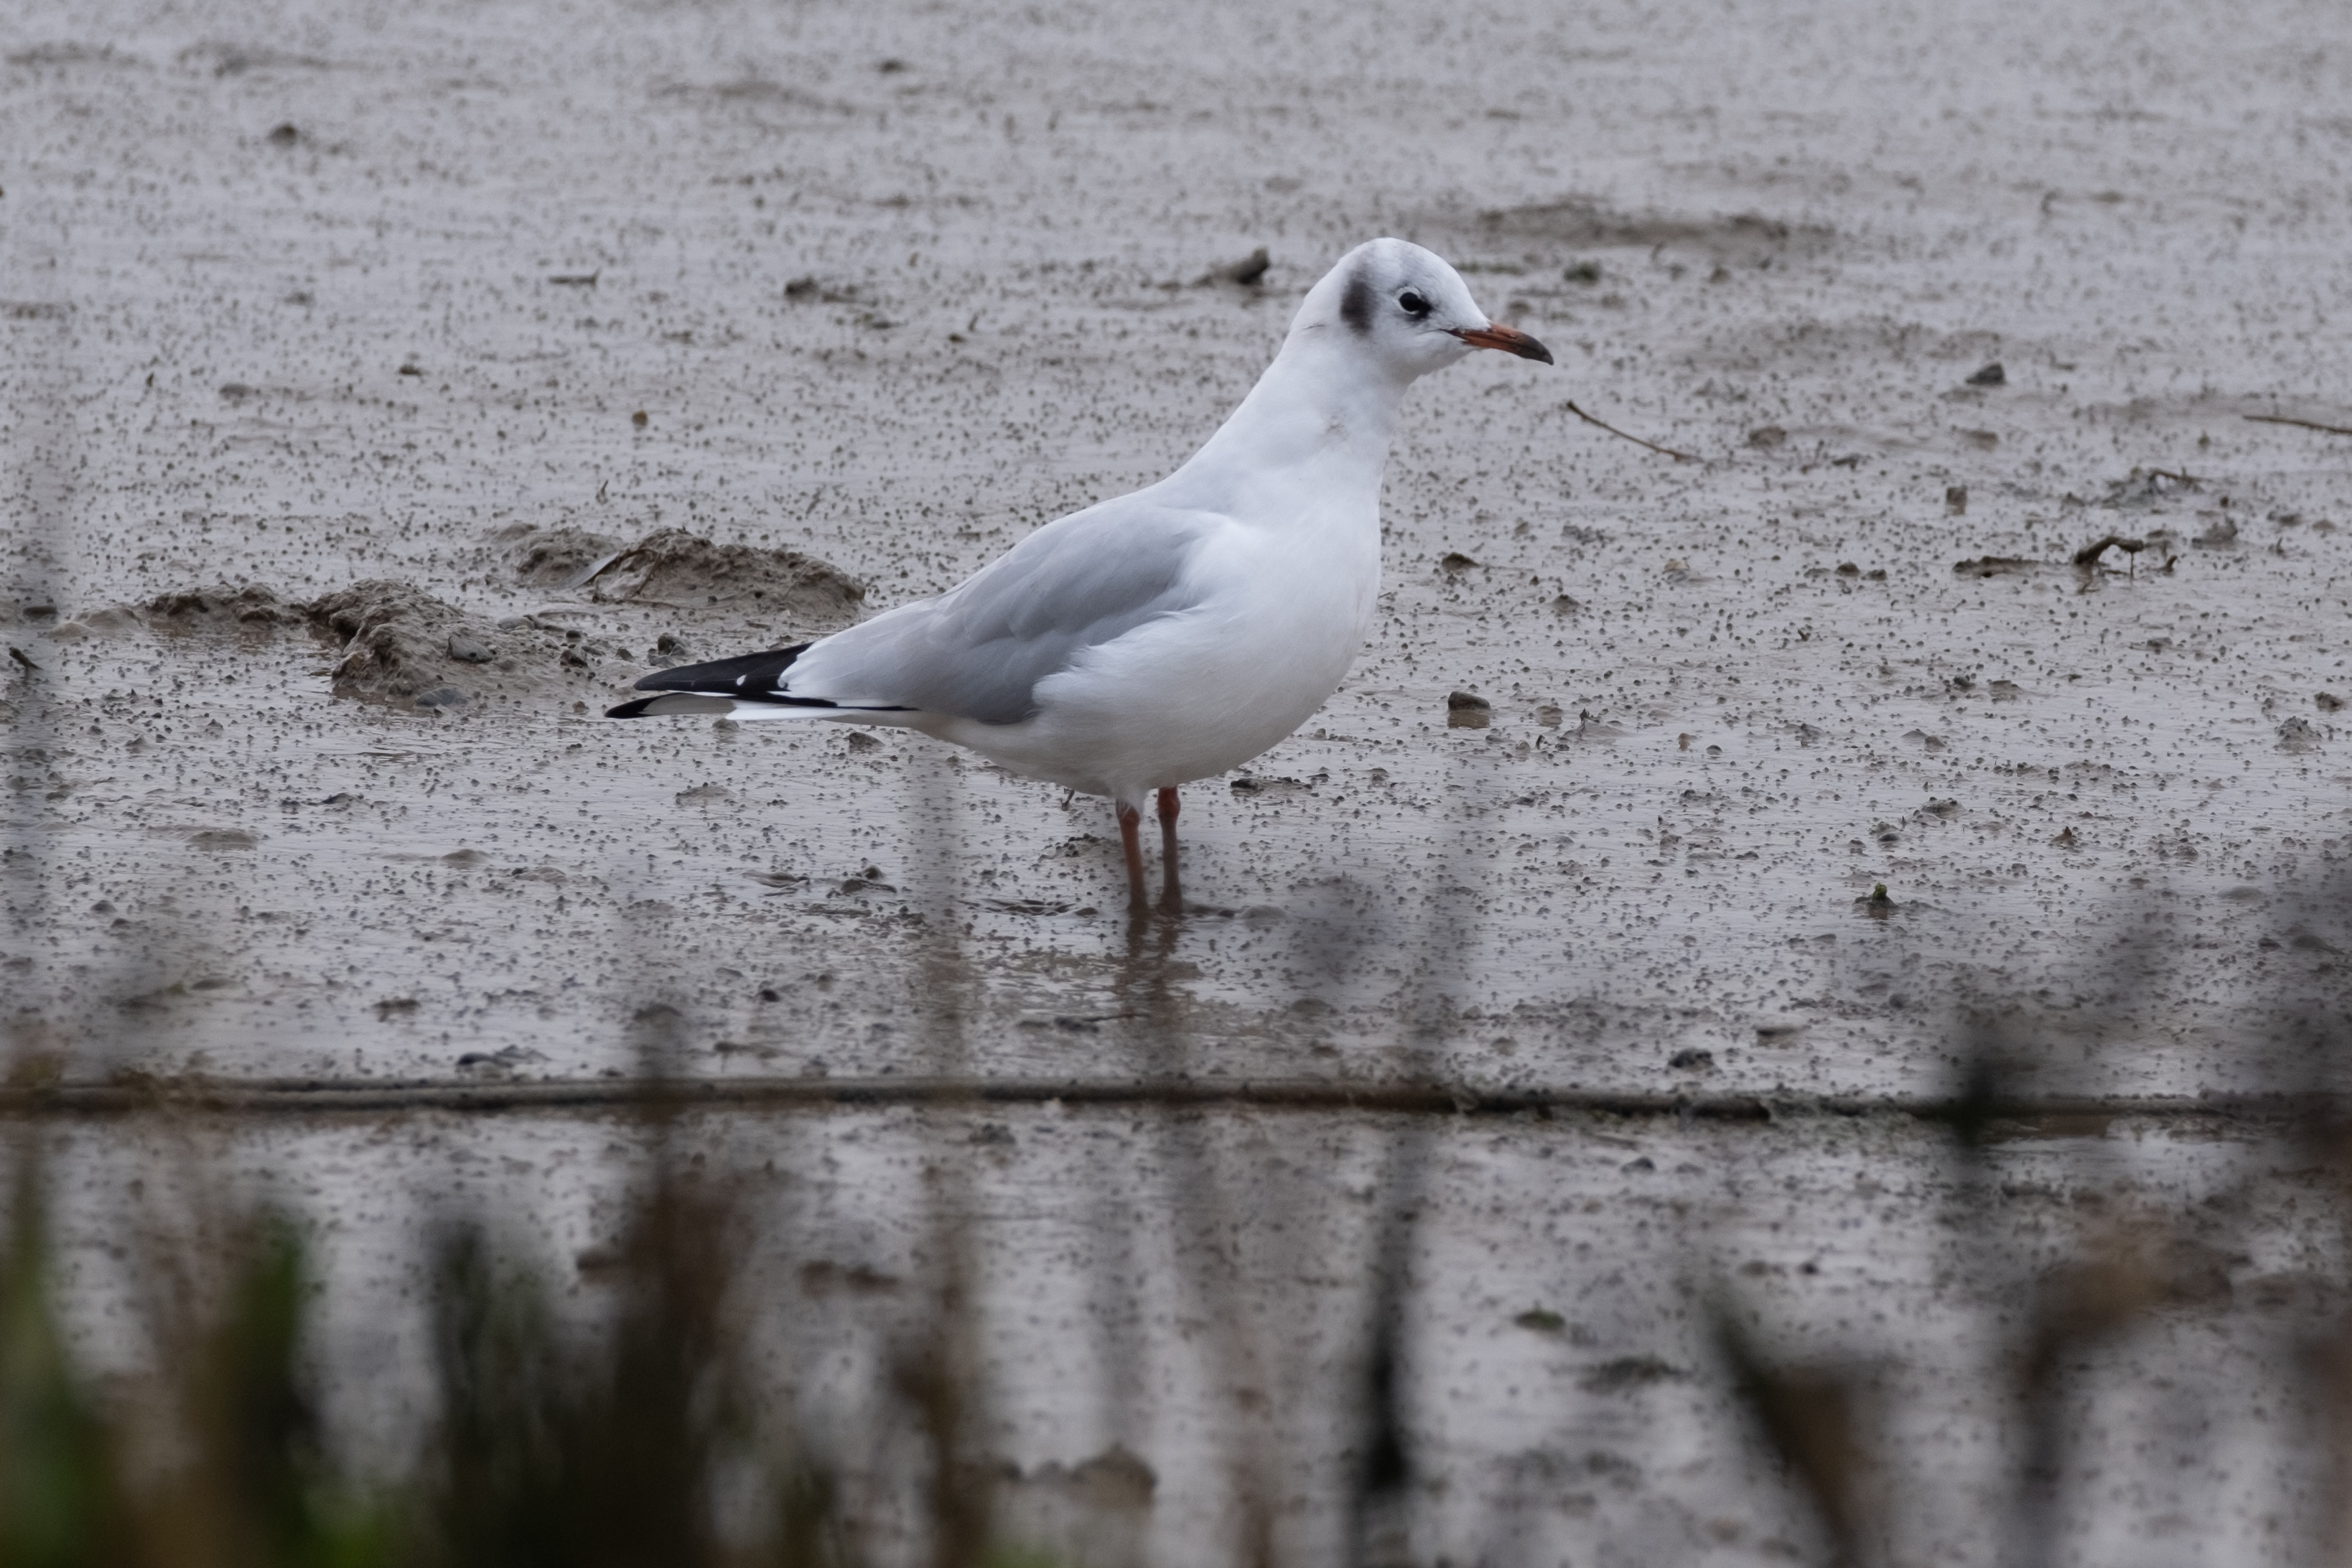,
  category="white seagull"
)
[607,238,1551,907]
